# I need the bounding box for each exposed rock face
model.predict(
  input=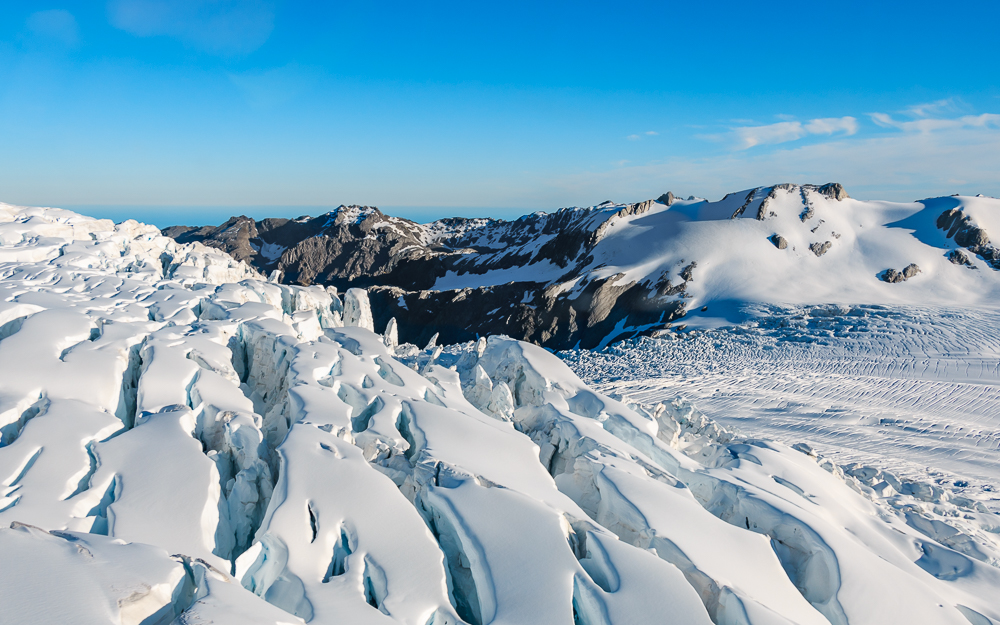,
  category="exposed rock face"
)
[164,216,260,265]
[937,208,989,247]
[809,241,832,257]
[730,188,759,219]
[948,249,974,267]
[165,200,686,349]
[880,264,921,283]
[937,208,1000,269]
[367,275,687,350]
[770,234,788,249]
[727,183,845,223]
[880,269,904,283]
[816,182,849,201]
[166,207,436,288]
